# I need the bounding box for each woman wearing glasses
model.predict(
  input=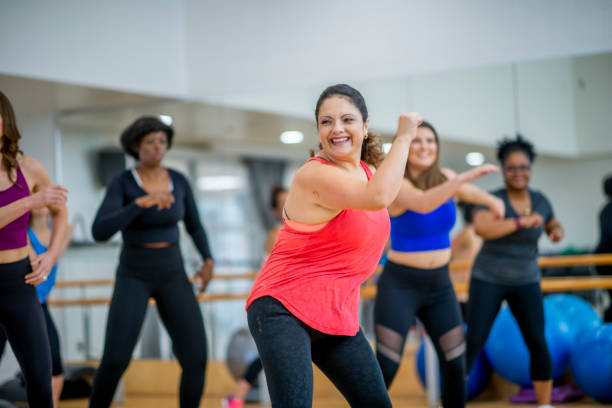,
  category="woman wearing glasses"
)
[466,135,564,408]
